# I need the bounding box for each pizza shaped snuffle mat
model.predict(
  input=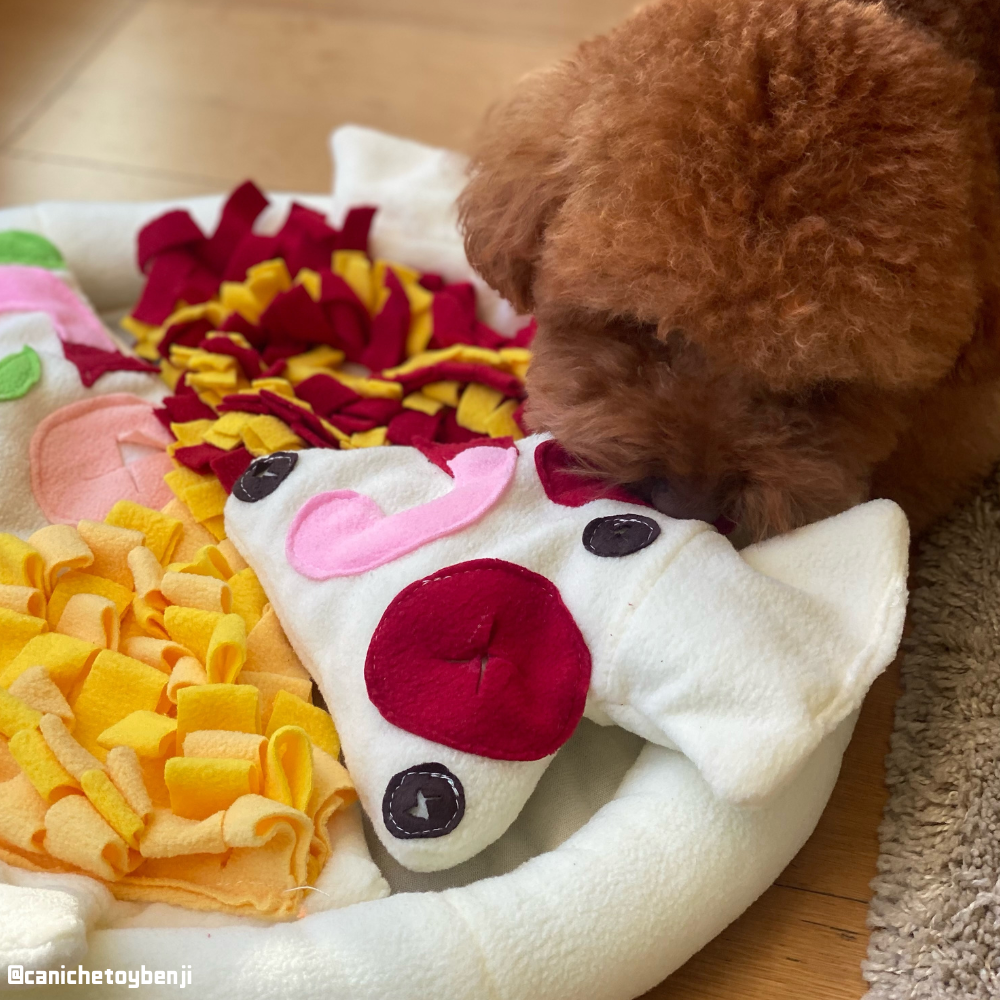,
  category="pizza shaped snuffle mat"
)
[0,127,909,1000]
